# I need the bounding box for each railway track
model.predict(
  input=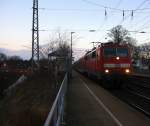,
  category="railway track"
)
[79,72,150,117]
[111,88,150,117]
[124,87,150,116]
[127,74,150,96]
[111,74,150,117]
[129,74,150,86]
